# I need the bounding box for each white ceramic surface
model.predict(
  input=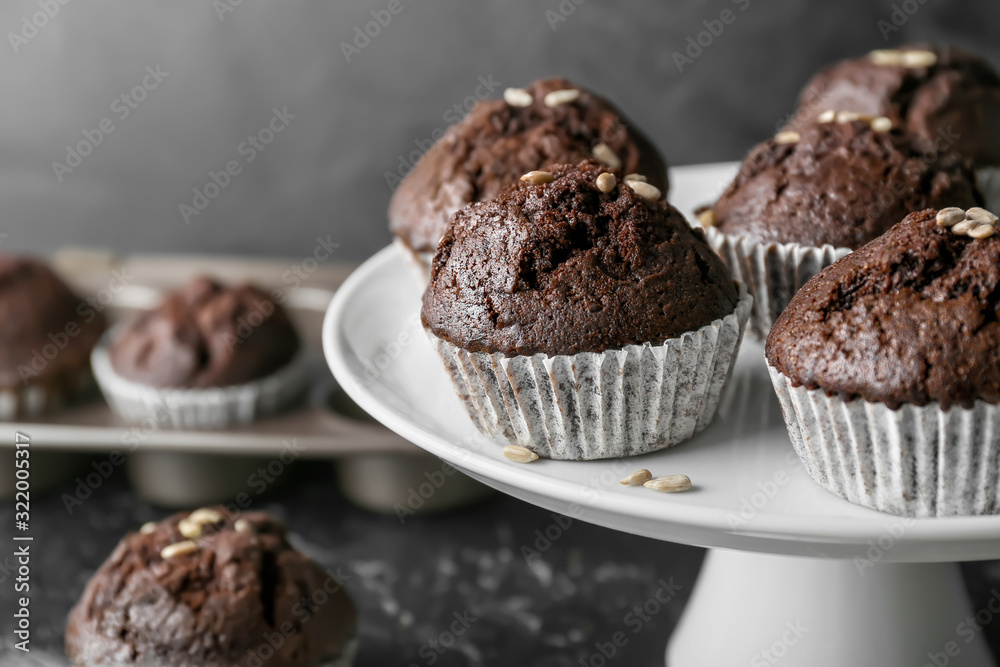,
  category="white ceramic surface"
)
[324,231,1000,563]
